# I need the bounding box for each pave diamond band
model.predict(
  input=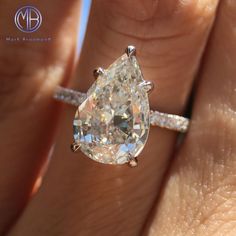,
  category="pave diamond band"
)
[54,86,189,133]
[53,46,190,166]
